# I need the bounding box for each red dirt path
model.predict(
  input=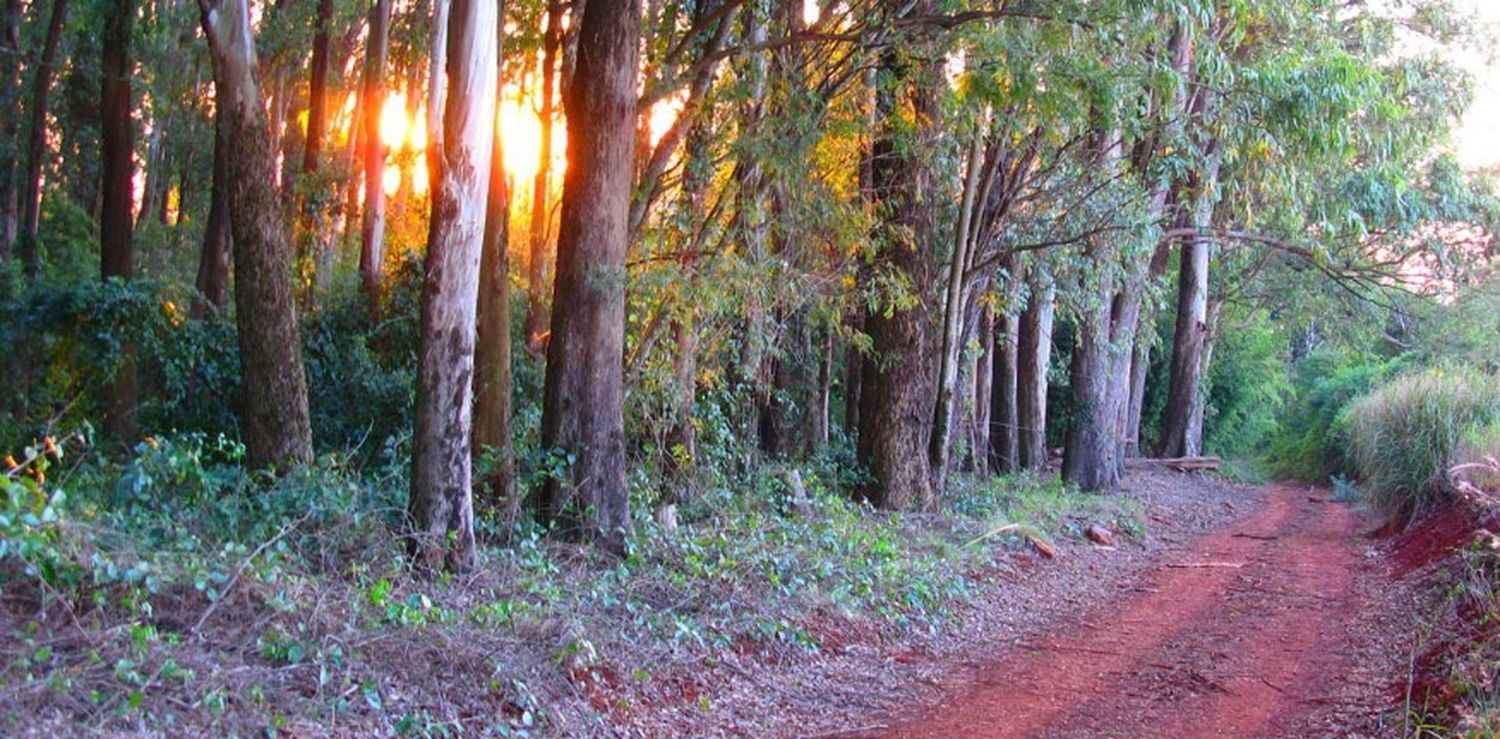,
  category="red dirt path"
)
[868,485,1370,738]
